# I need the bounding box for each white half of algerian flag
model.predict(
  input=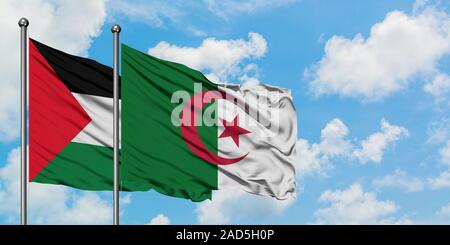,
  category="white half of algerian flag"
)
[216,84,297,199]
